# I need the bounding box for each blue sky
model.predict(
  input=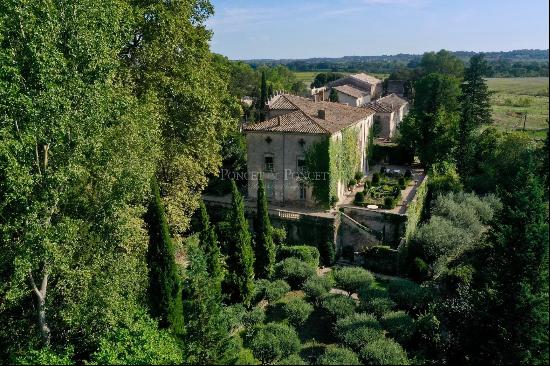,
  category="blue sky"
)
[207,0,549,60]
